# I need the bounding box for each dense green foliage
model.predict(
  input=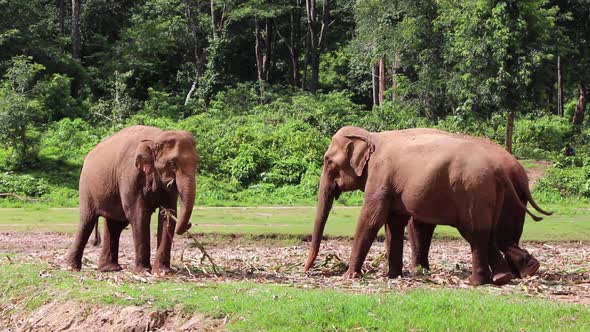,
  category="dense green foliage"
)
[0,0,589,206]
